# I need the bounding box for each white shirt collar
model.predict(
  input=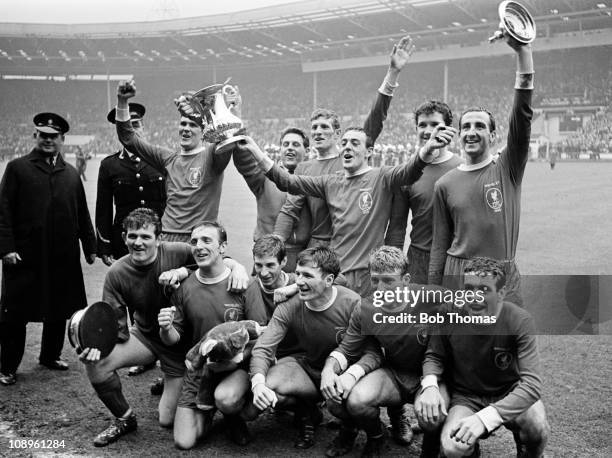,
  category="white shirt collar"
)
[346,166,372,178]
[305,286,337,312]
[196,267,230,284]
[180,145,206,156]
[457,155,493,171]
